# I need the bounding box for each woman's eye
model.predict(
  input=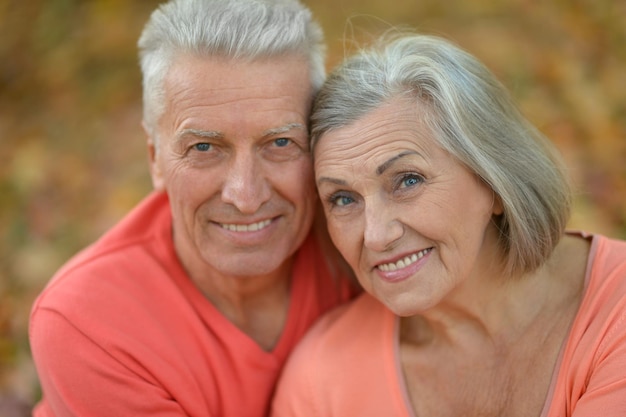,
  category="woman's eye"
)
[274,138,291,147]
[399,174,424,189]
[193,143,211,152]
